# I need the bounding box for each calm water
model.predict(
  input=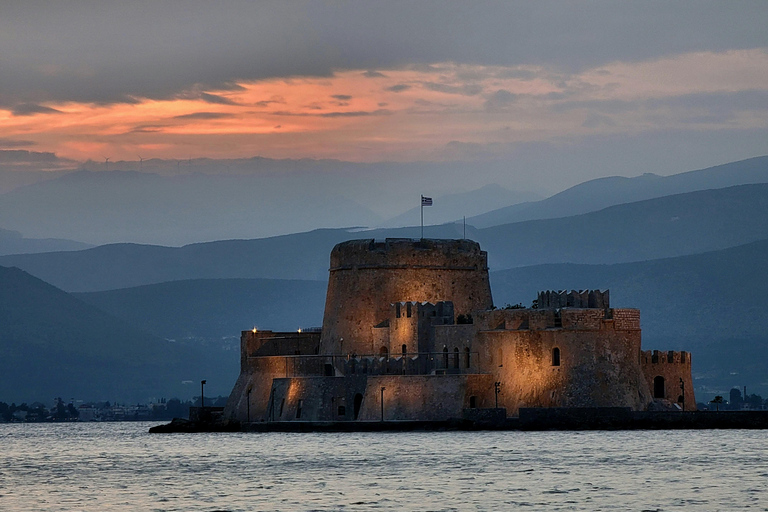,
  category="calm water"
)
[0,422,766,511]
